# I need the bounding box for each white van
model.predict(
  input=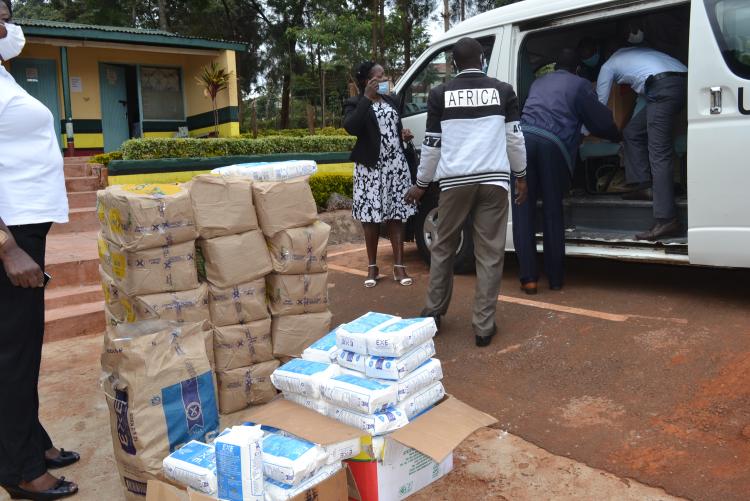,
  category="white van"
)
[394,0,750,270]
